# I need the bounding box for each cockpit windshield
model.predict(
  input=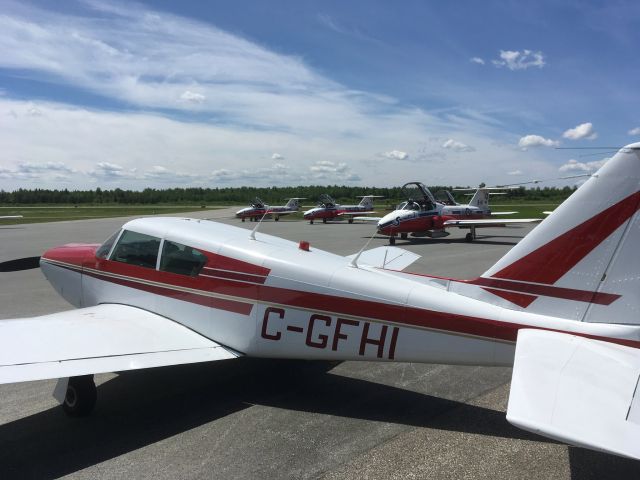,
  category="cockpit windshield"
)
[96,230,121,259]
[434,189,457,205]
[251,197,265,208]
